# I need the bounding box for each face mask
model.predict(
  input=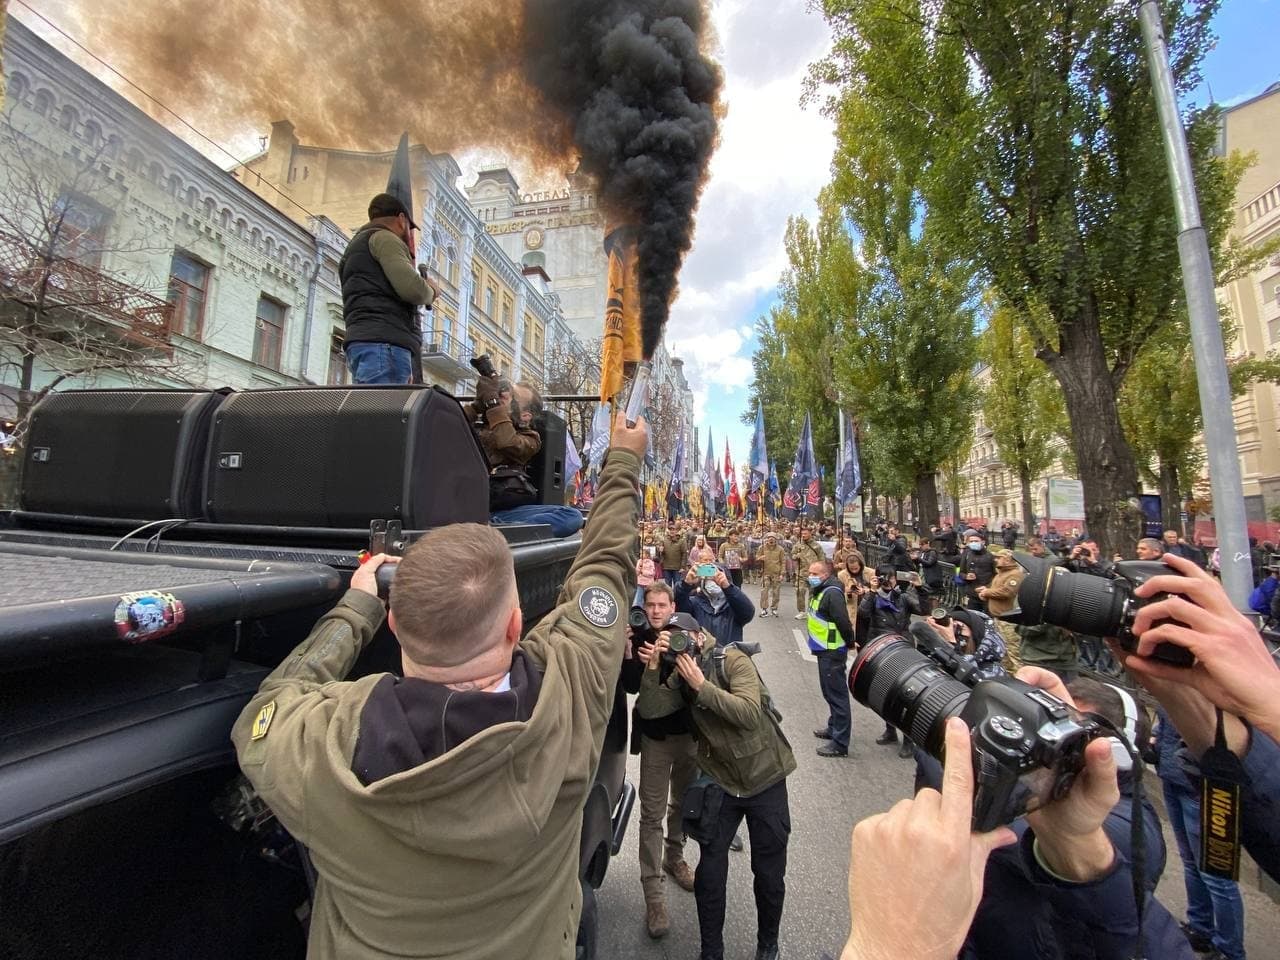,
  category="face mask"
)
[807,575,823,588]
[968,542,983,552]
[703,581,724,604]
